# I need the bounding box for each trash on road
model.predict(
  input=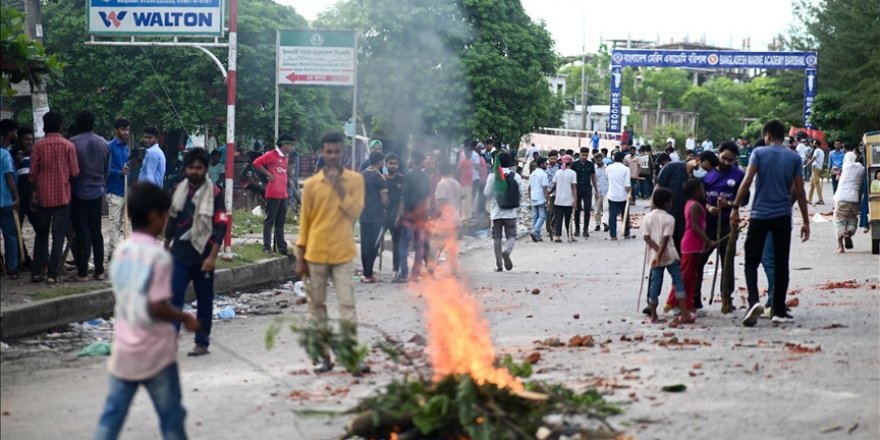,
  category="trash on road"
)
[76,341,111,357]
